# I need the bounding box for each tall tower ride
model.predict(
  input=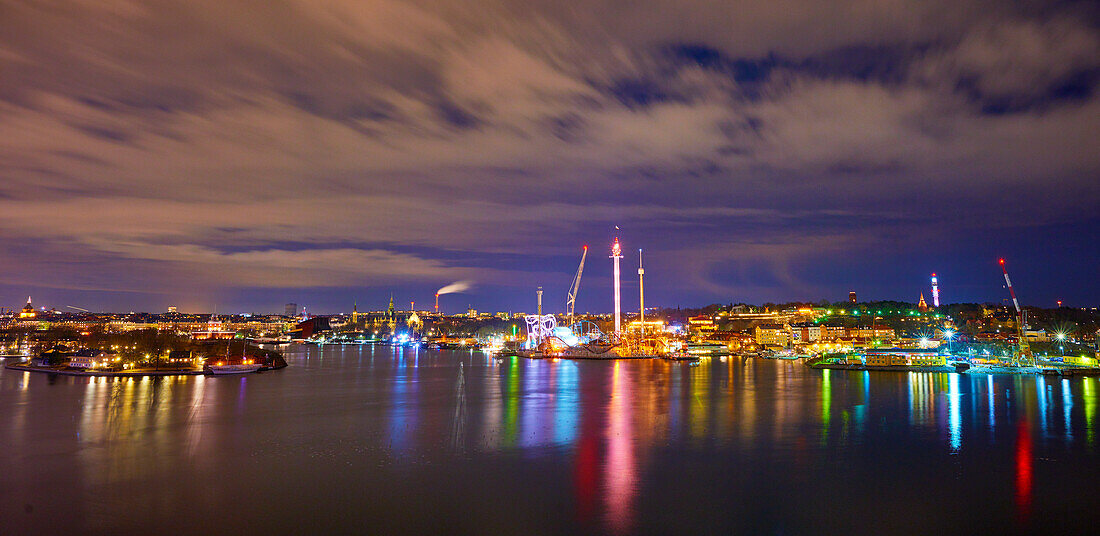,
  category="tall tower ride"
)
[931,273,940,308]
[638,249,645,333]
[611,237,623,334]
